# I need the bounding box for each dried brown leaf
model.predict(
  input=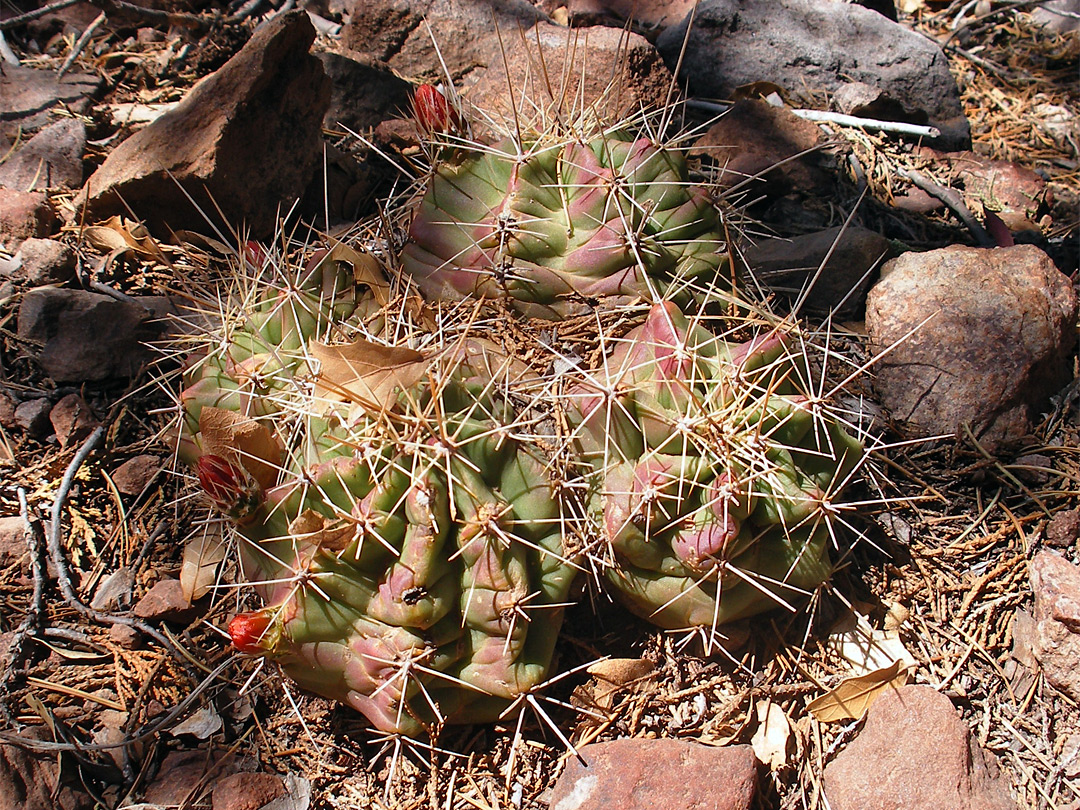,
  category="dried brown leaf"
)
[751,700,792,771]
[180,529,226,602]
[289,510,354,553]
[321,241,392,306]
[311,338,428,414]
[198,407,282,489]
[806,660,910,723]
[83,215,169,264]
